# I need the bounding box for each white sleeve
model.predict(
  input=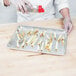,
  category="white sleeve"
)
[0,0,4,5]
[54,0,69,11]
